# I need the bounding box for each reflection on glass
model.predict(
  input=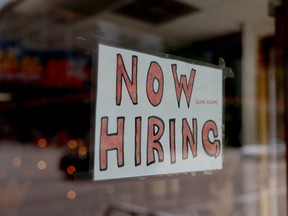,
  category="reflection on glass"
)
[66,190,77,200]
[37,138,47,148]
[68,140,77,149]
[0,0,286,215]
[36,160,47,170]
[67,165,76,175]
[78,146,87,158]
